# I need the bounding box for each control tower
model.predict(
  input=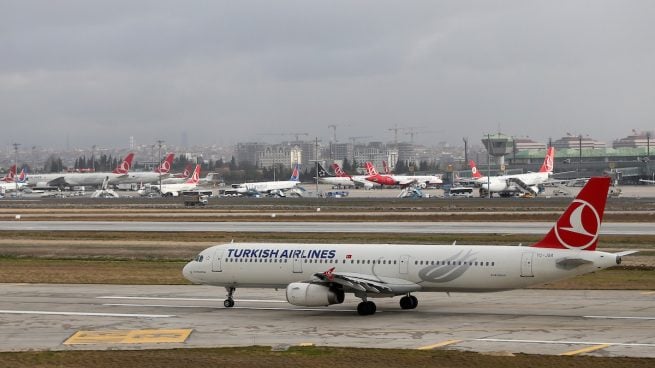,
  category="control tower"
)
[481,133,514,166]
